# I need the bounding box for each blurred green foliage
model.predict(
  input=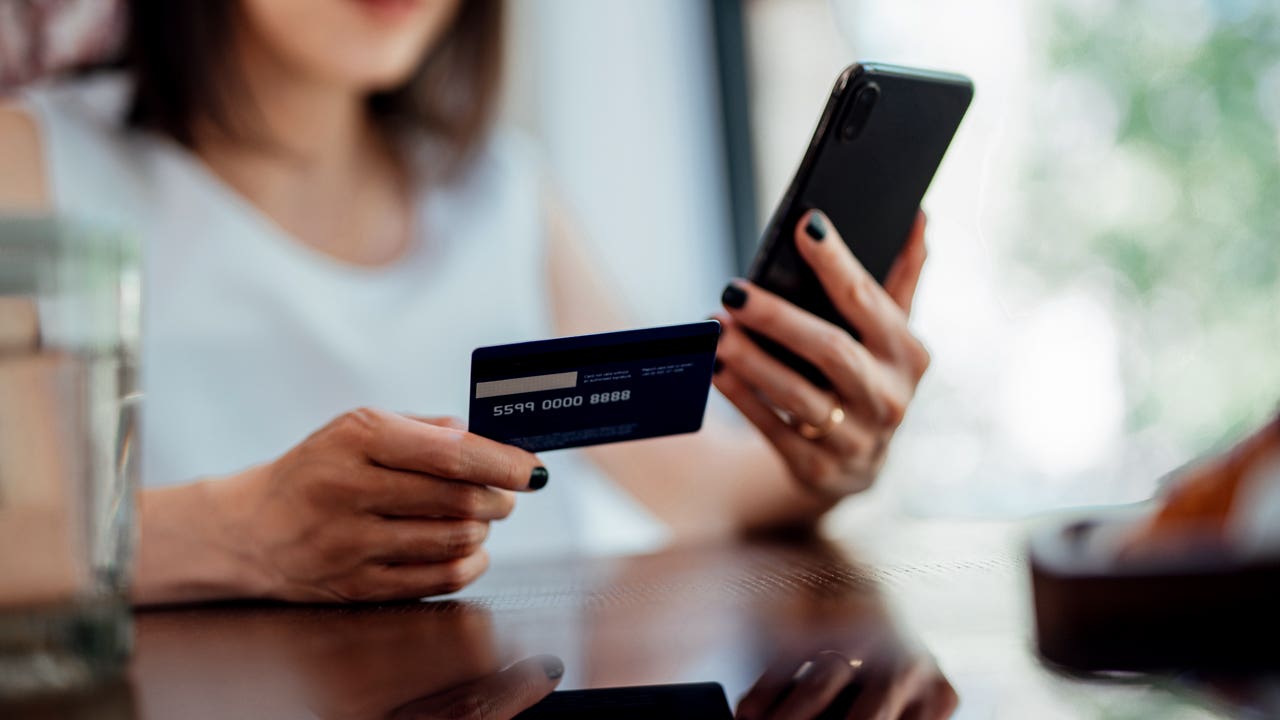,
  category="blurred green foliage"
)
[1024,0,1280,450]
